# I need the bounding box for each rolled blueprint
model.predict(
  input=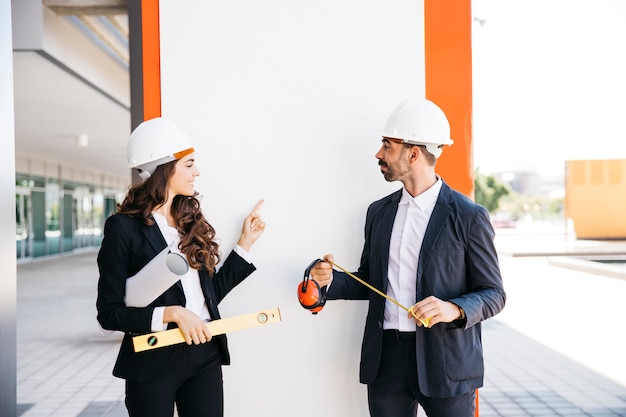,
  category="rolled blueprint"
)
[125,244,189,307]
